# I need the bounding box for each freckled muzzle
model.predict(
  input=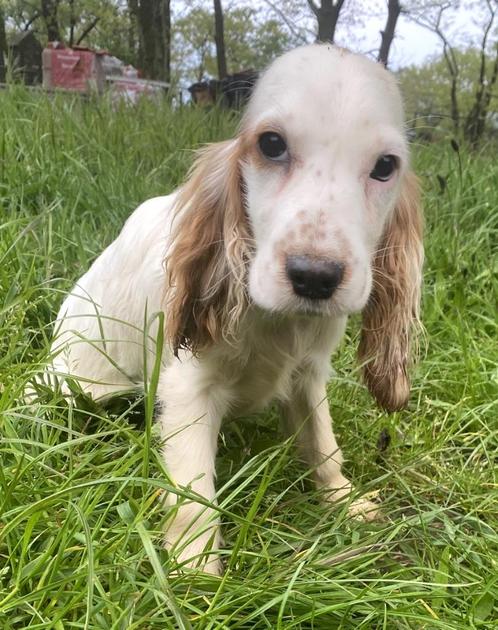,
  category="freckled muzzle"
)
[286,255,345,300]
